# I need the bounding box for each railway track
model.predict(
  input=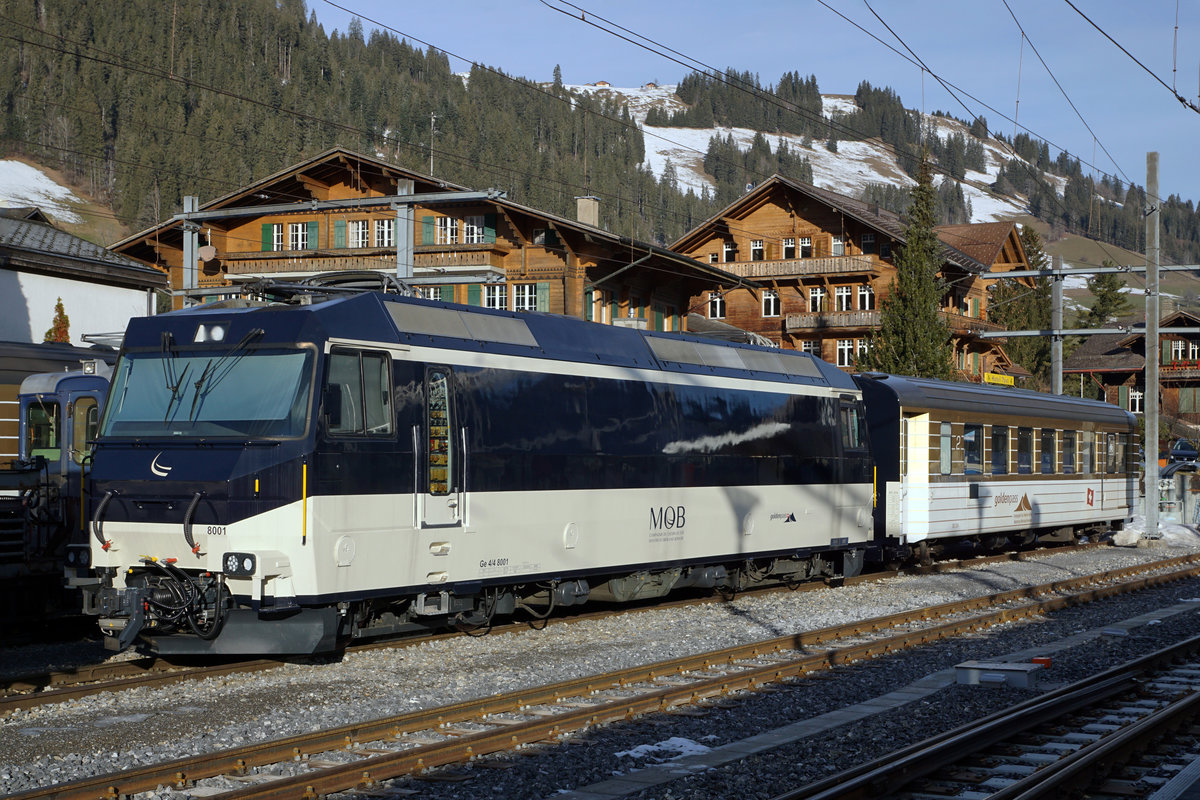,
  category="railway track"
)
[0,543,1102,715]
[9,550,1200,800]
[776,634,1200,800]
